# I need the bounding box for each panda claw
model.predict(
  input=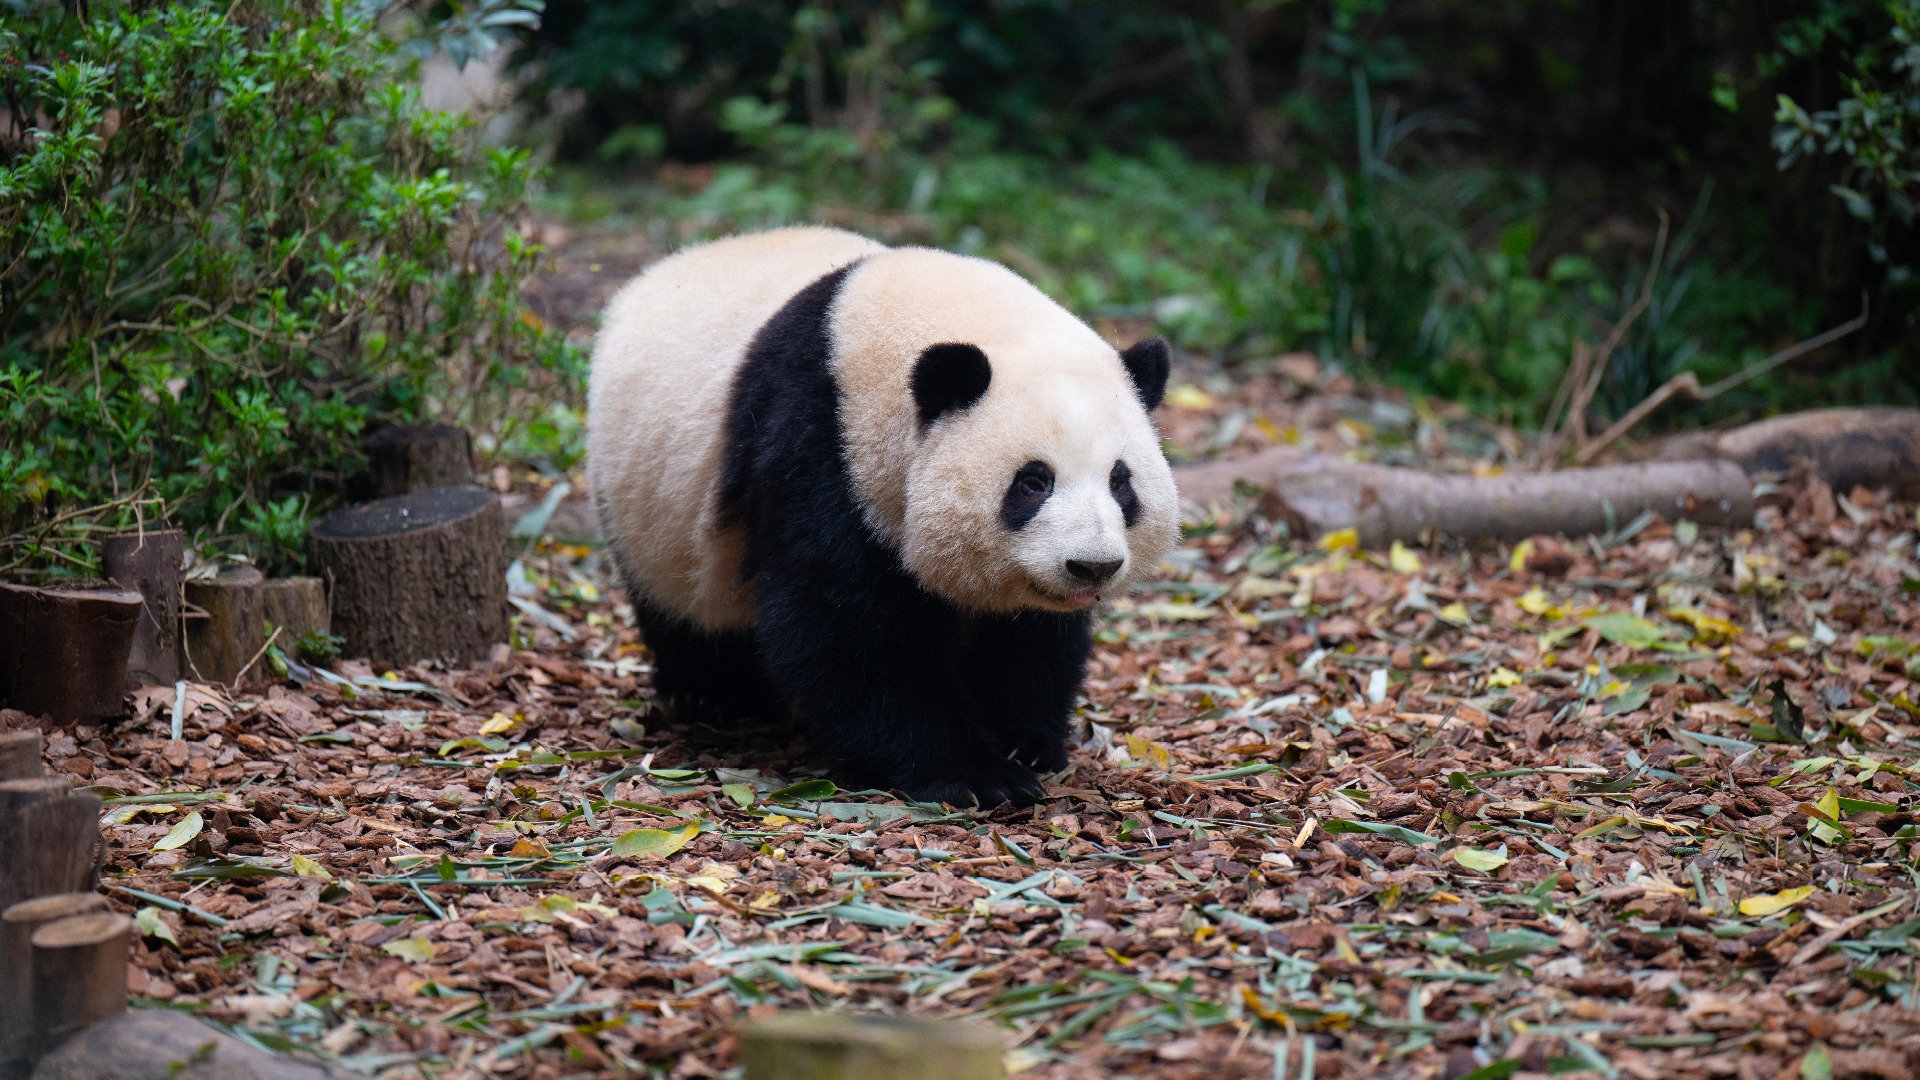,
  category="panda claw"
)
[900,761,1047,809]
